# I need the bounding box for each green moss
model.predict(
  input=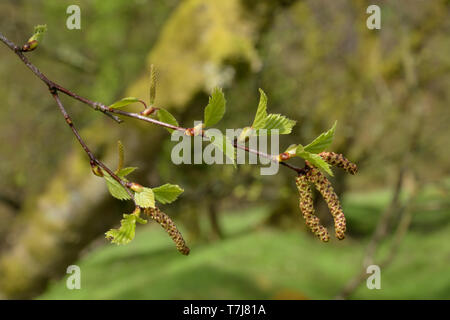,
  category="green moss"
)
[128,0,261,109]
